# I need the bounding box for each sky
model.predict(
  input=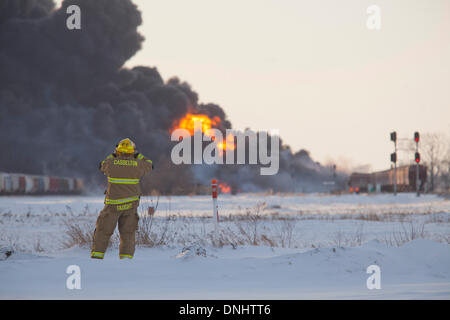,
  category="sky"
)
[71,0,450,171]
